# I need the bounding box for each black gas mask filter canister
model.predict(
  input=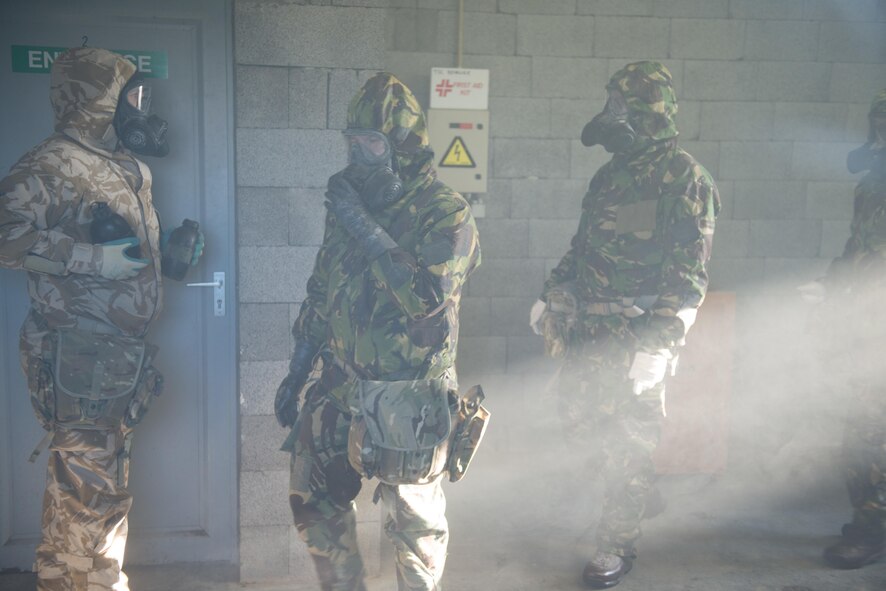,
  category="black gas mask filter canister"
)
[581,90,637,154]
